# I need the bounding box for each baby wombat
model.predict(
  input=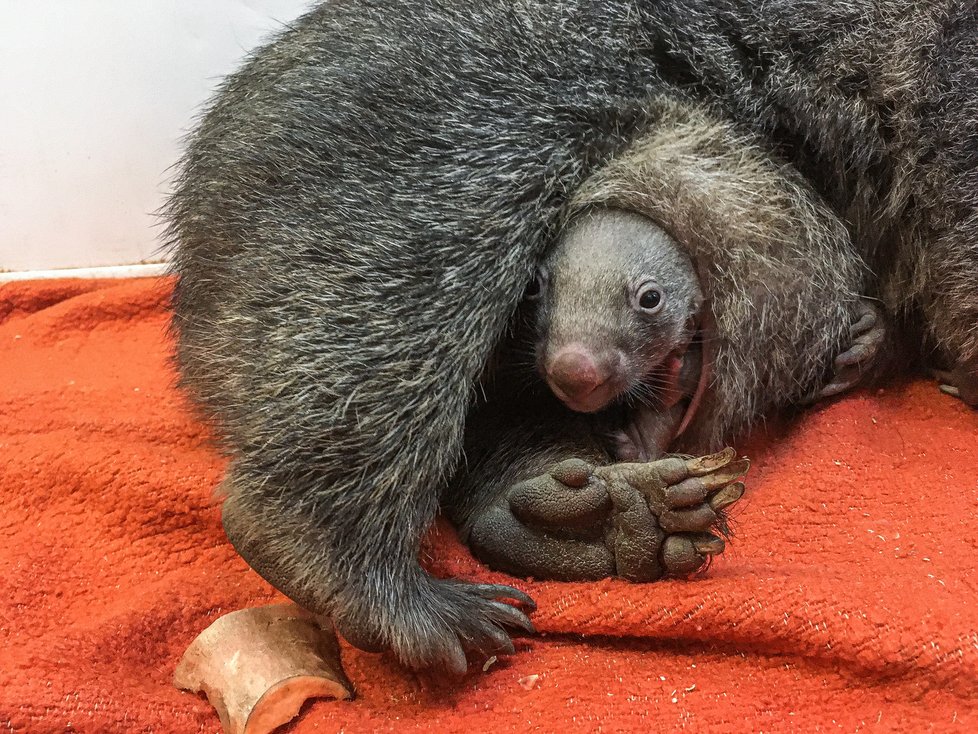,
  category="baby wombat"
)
[533,209,706,459]
[533,207,884,462]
